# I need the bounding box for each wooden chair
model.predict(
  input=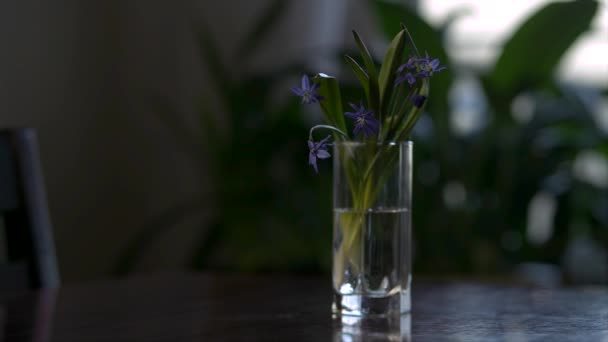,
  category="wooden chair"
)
[0,128,60,289]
